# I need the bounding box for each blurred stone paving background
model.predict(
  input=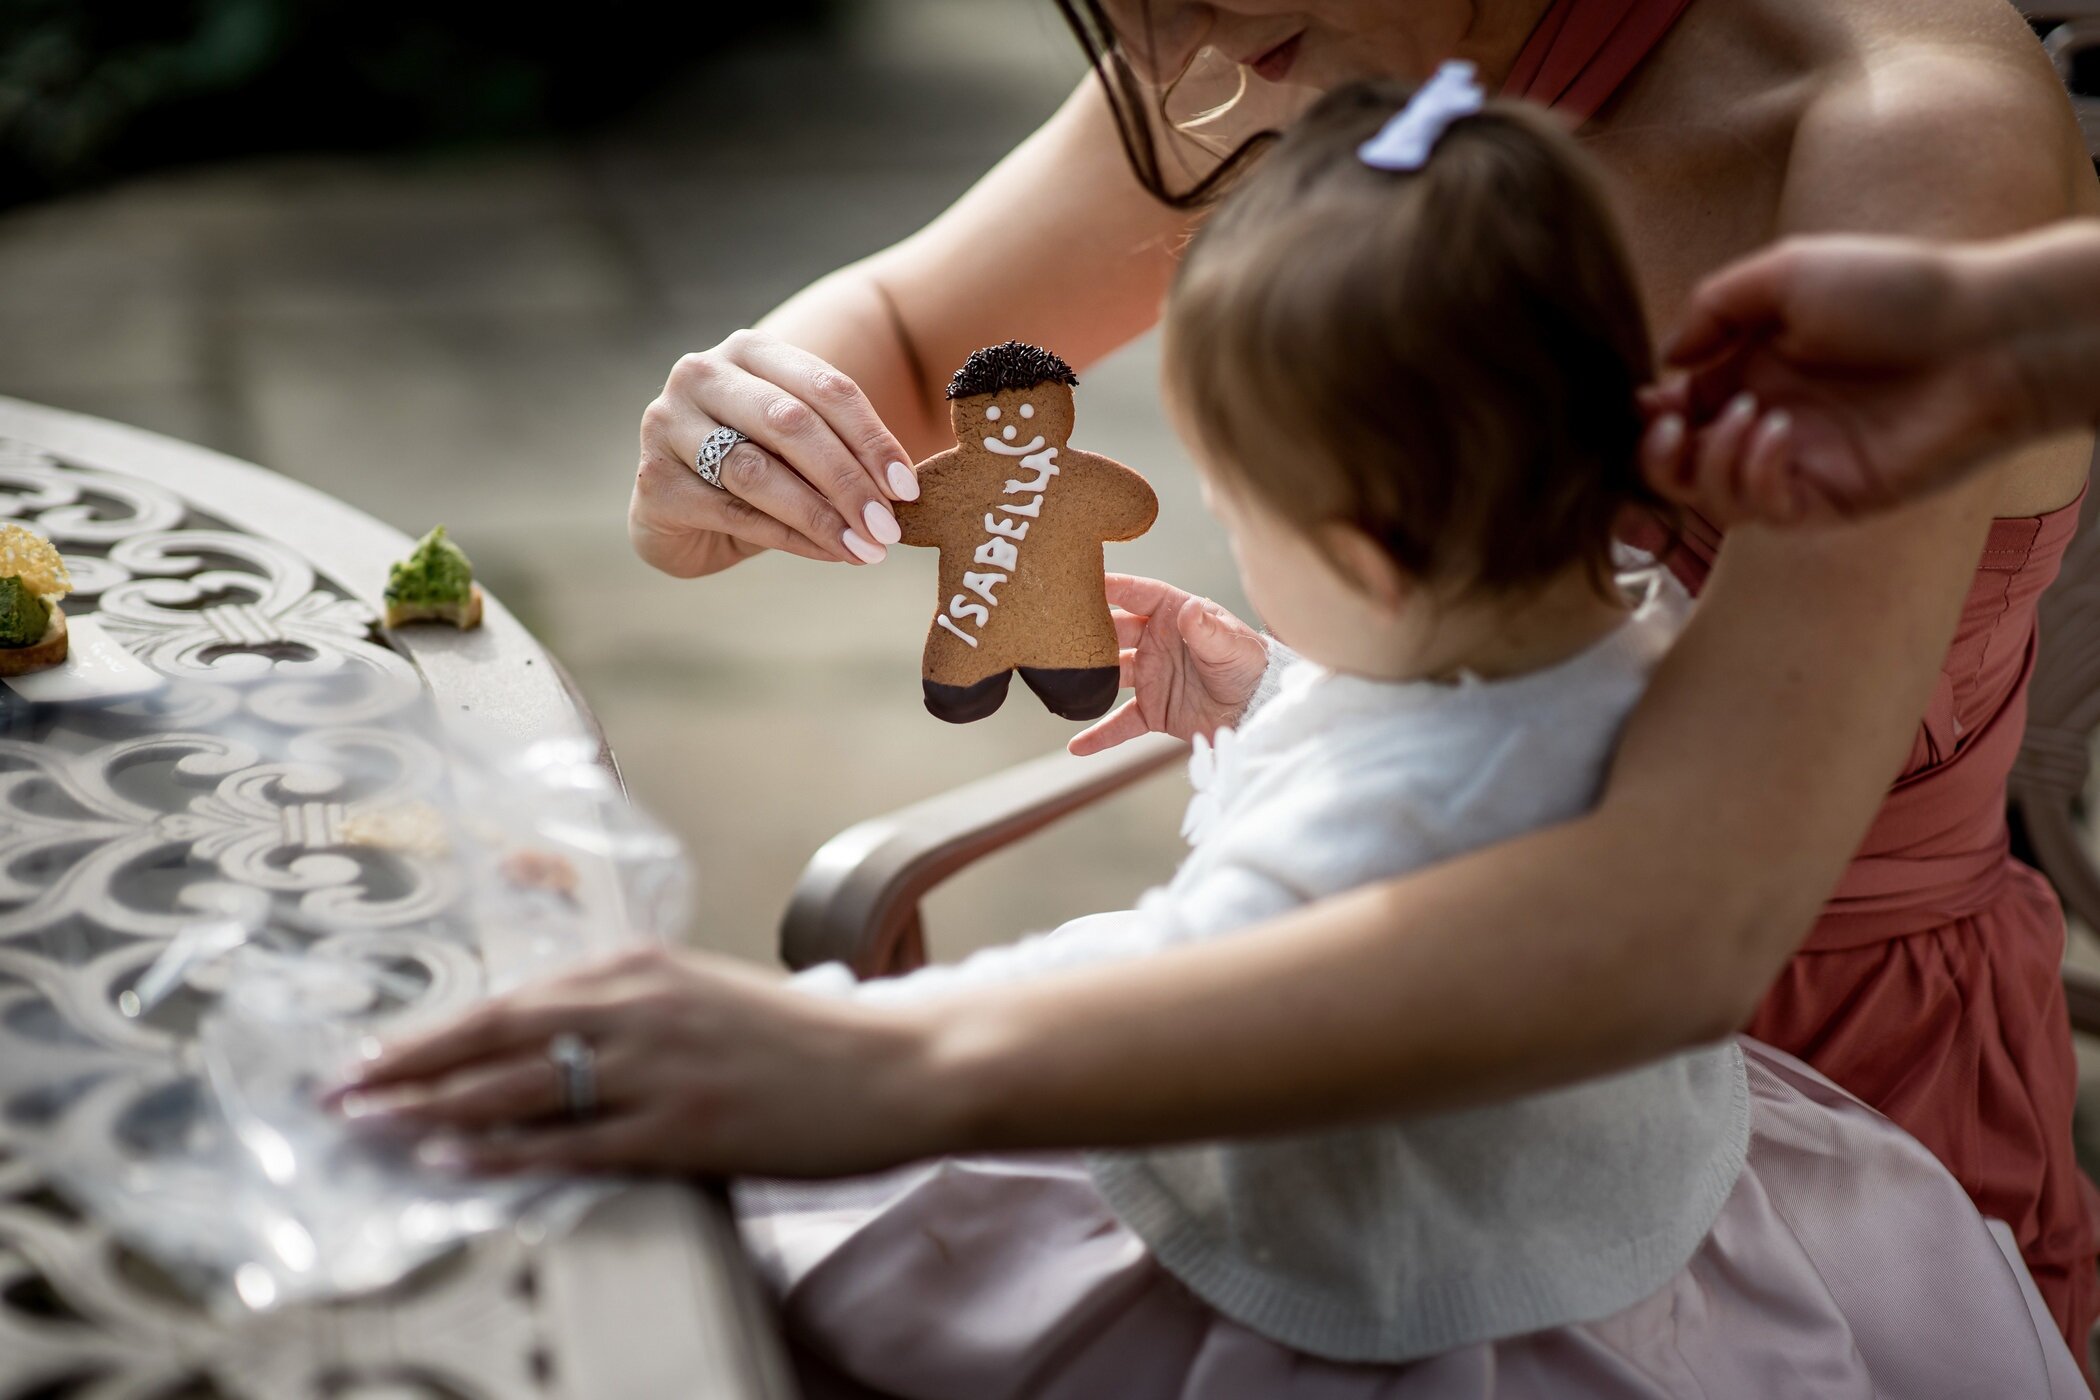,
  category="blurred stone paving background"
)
[0,0,1246,967]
